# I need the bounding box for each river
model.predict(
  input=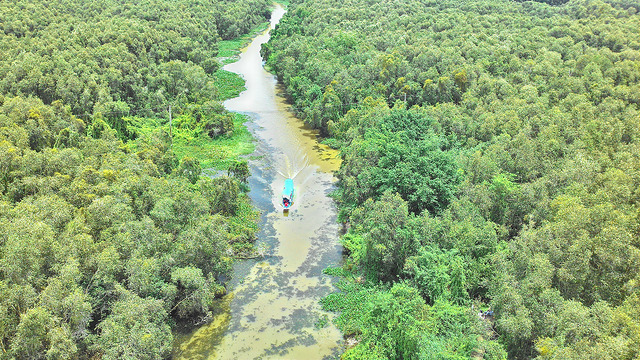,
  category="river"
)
[173,5,344,359]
